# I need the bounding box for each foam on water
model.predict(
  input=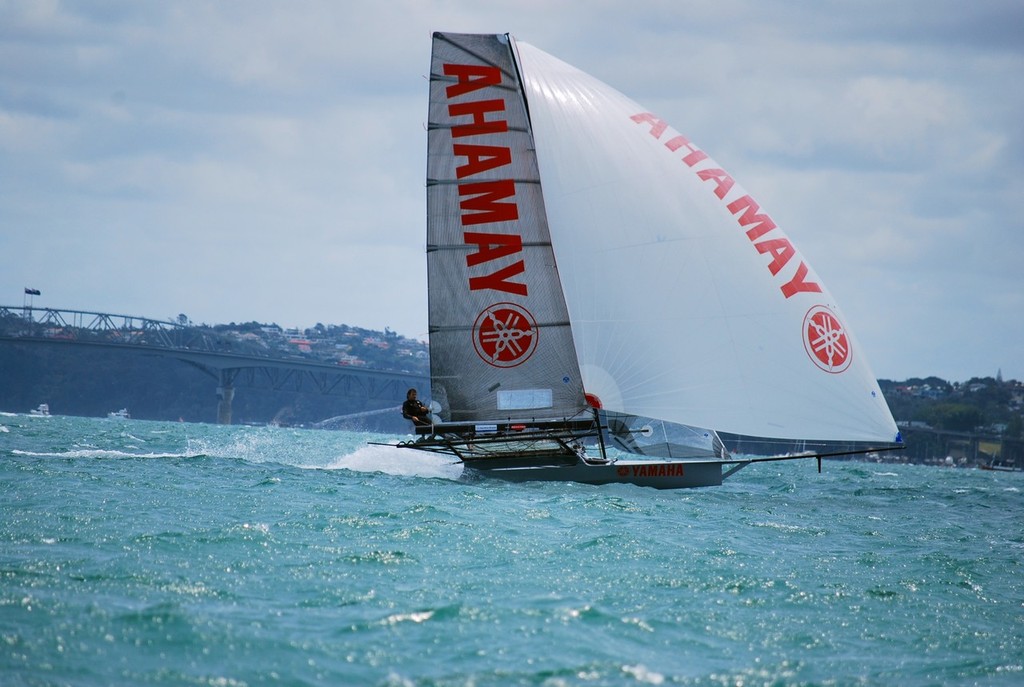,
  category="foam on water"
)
[324,442,465,481]
[11,448,200,460]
